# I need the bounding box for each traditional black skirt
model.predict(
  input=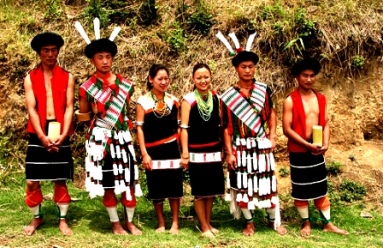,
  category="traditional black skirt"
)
[145,141,183,200]
[25,134,73,181]
[289,151,327,200]
[188,144,224,197]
